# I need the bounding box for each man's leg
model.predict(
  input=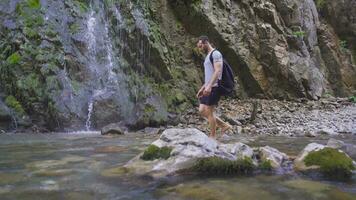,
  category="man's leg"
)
[206,106,217,138]
[216,117,232,135]
[199,104,208,118]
